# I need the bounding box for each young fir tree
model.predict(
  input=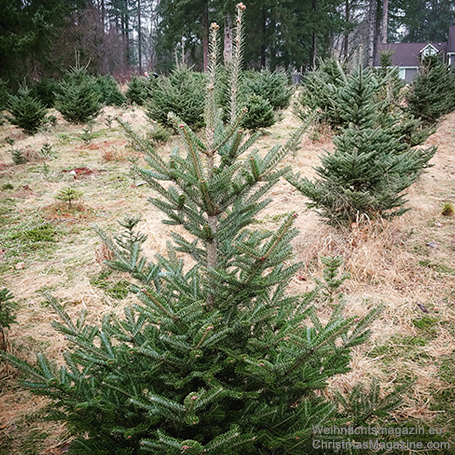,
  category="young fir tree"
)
[126,76,149,106]
[240,93,275,131]
[406,54,455,126]
[7,84,48,134]
[3,6,401,454]
[298,58,348,129]
[146,66,206,130]
[288,64,437,226]
[55,67,103,124]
